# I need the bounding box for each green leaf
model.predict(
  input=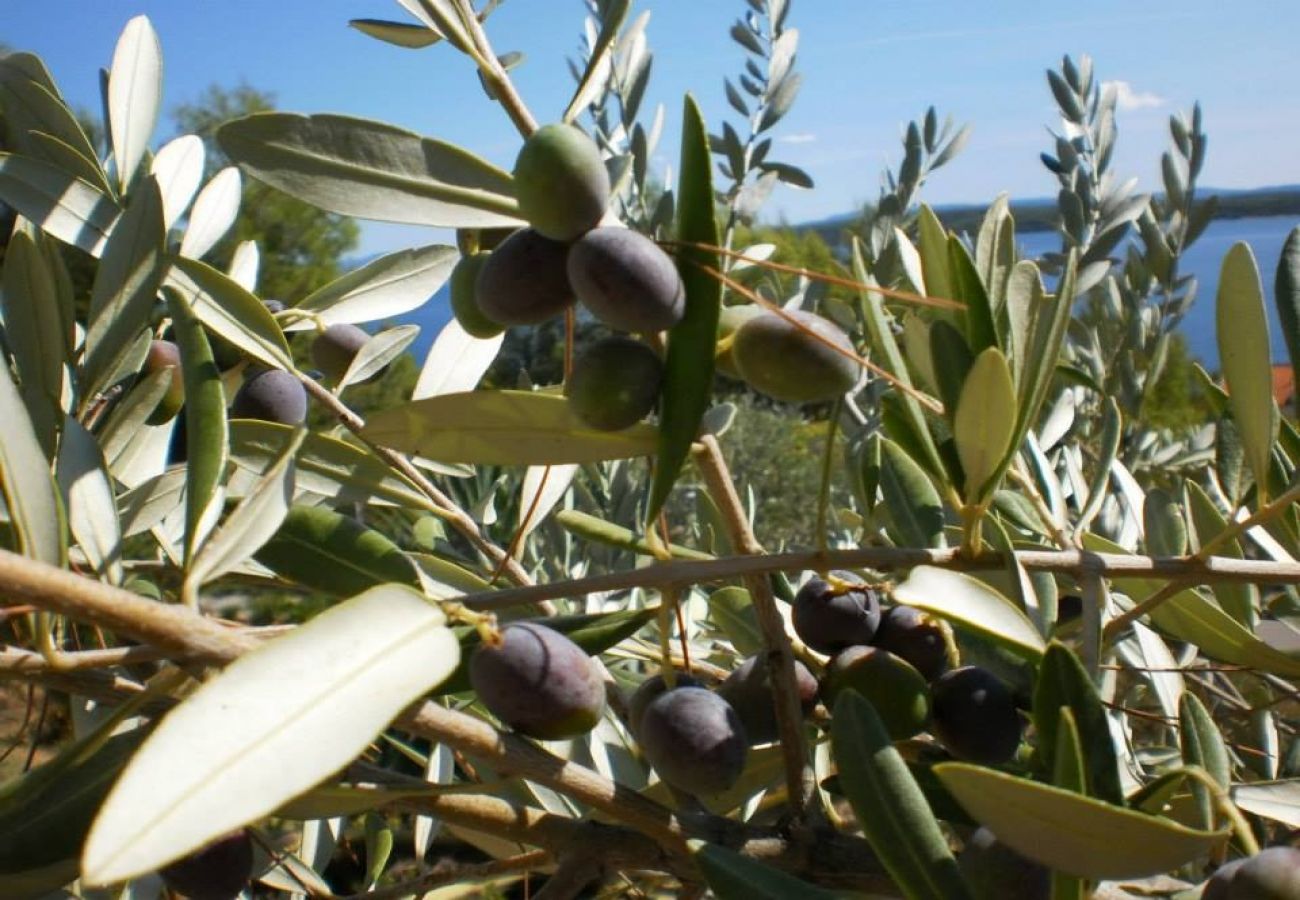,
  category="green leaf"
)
[188,427,304,593]
[348,18,442,49]
[81,585,460,886]
[436,607,655,696]
[1183,480,1255,626]
[1013,255,1075,459]
[707,586,764,657]
[275,781,442,820]
[1179,692,1231,831]
[1275,227,1300,418]
[363,390,658,465]
[1217,242,1278,499]
[179,167,241,260]
[0,729,146,875]
[928,318,973,417]
[1050,710,1089,900]
[227,420,451,510]
[1003,261,1040,389]
[216,112,522,228]
[0,357,63,566]
[893,566,1045,662]
[831,693,971,900]
[917,204,953,305]
[563,0,631,122]
[287,244,457,331]
[82,176,166,401]
[1143,487,1187,557]
[106,15,162,193]
[933,763,1226,881]
[2,230,69,451]
[339,325,420,388]
[555,509,713,560]
[879,438,944,549]
[1032,642,1124,805]
[646,94,721,525]
[166,287,228,567]
[948,236,997,355]
[0,70,111,195]
[1231,779,1300,829]
[151,135,205,229]
[0,153,119,256]
[169,257,295,371]
[692,841,839,900]
[953,347,1015,503]
[56,418,123,584]
[254,504,419,596]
